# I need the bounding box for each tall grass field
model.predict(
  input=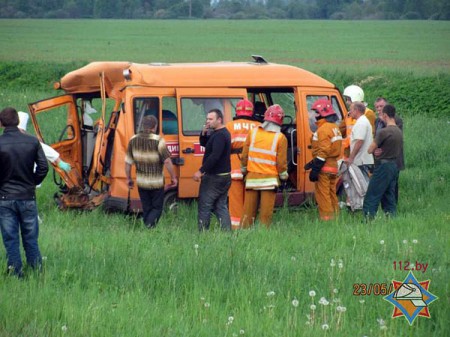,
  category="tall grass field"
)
[0,20,449,337]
